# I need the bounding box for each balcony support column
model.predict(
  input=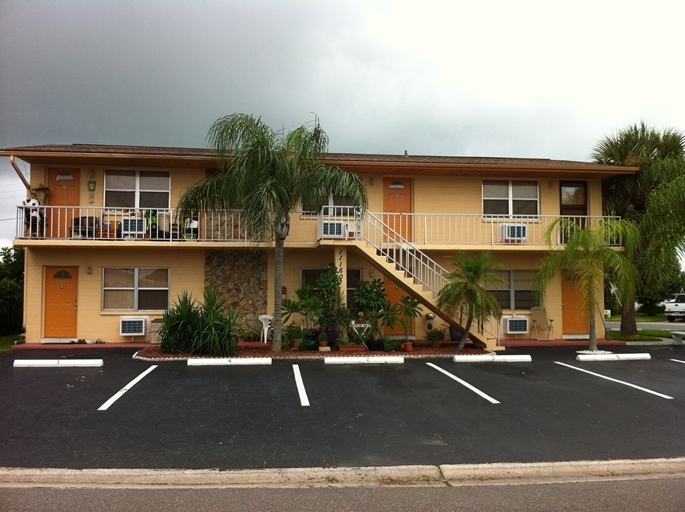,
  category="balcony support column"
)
[335,246,348,305]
